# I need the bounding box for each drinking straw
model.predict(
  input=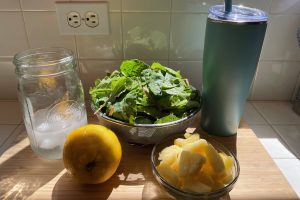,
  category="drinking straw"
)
[225,0,232,12]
